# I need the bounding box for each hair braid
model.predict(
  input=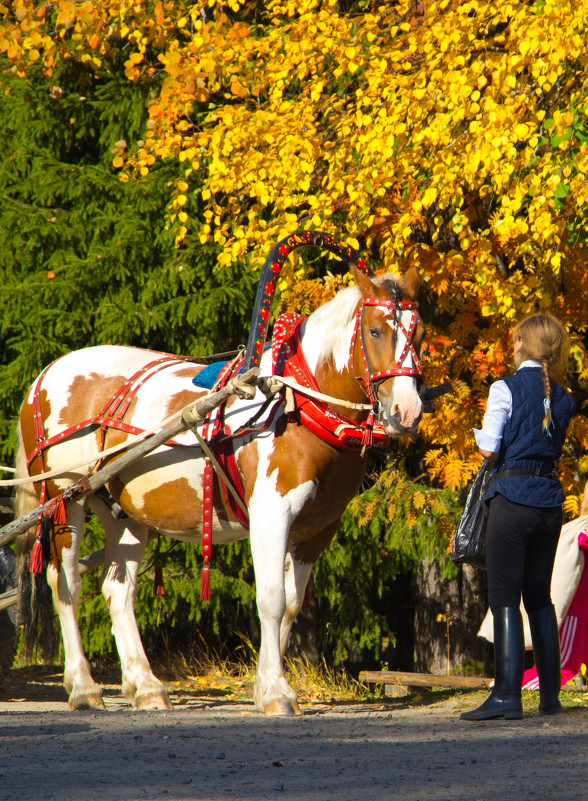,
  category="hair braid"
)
[541,360,552,436]
[512,314,569,438]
